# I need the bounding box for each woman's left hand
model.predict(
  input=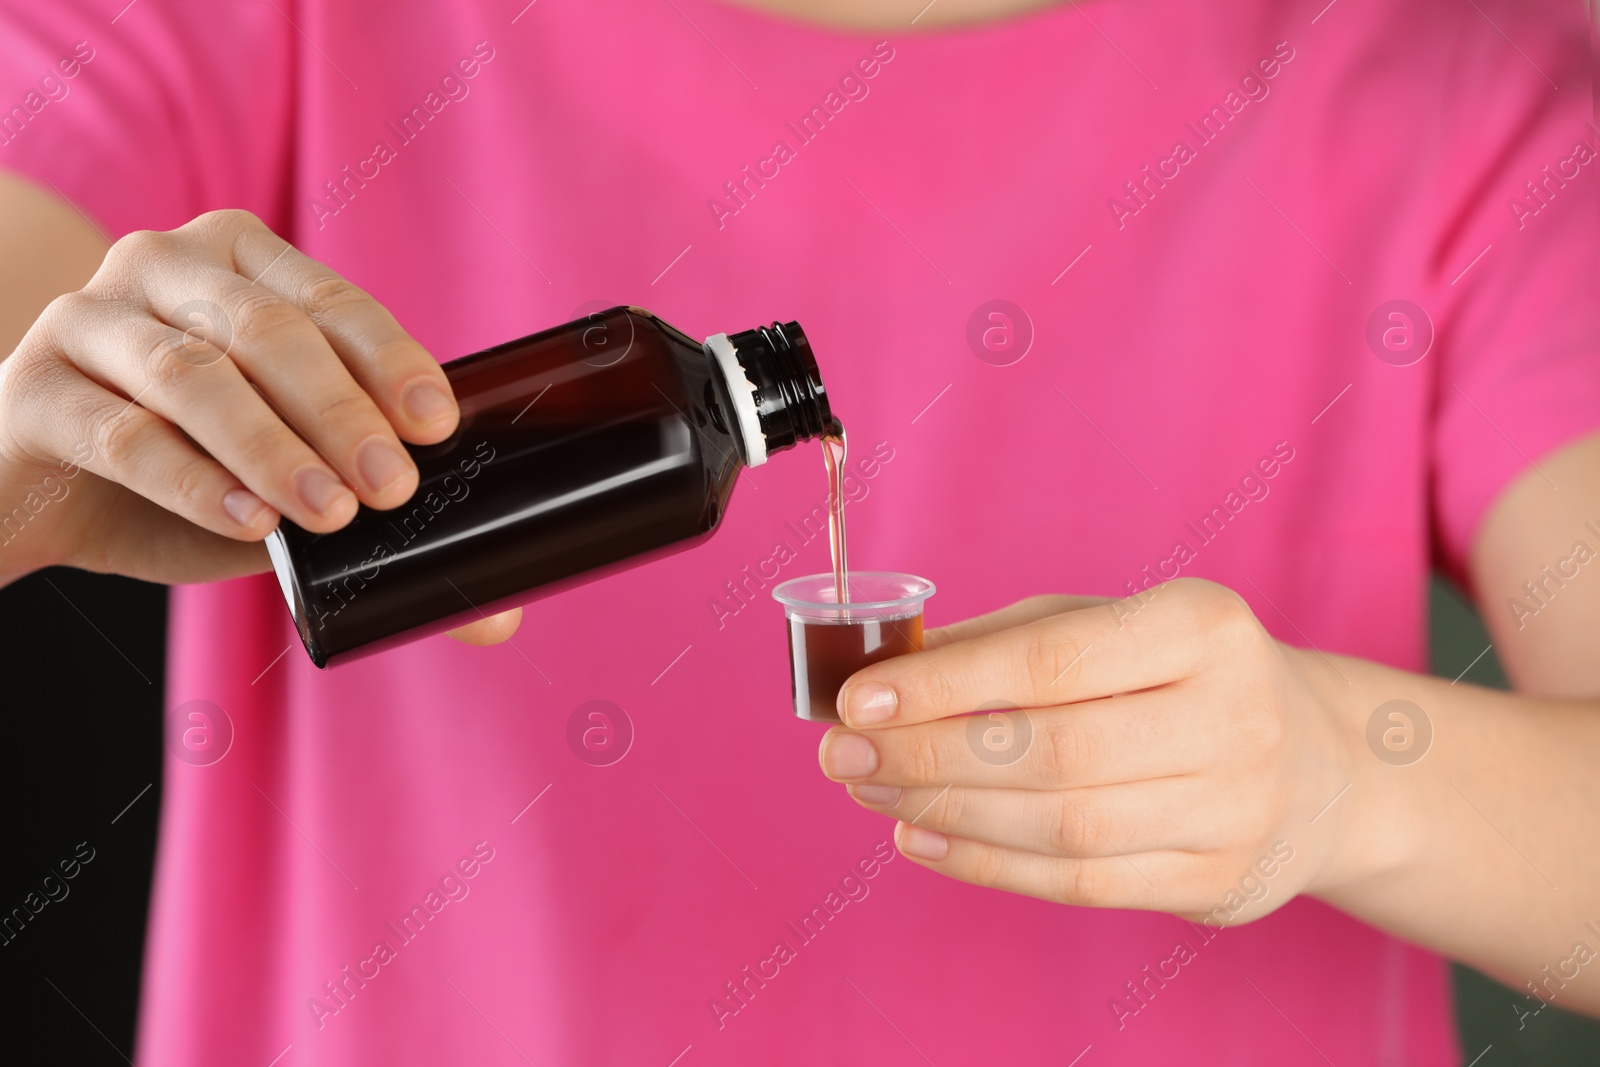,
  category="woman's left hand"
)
[818,578,1360,924]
